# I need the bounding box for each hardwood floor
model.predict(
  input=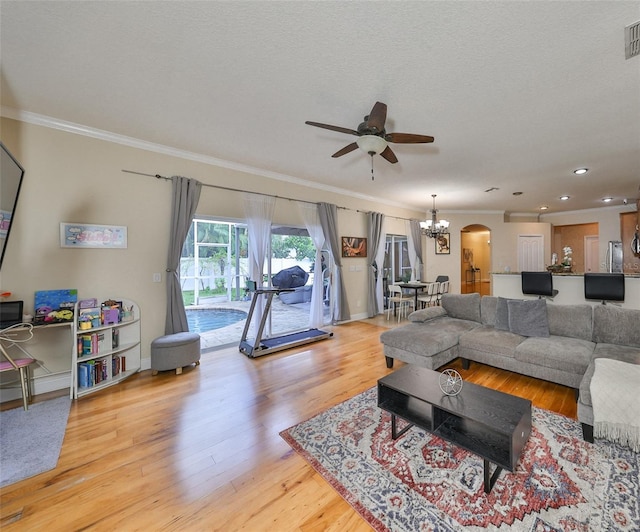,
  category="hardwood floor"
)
[0,317,577,531]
